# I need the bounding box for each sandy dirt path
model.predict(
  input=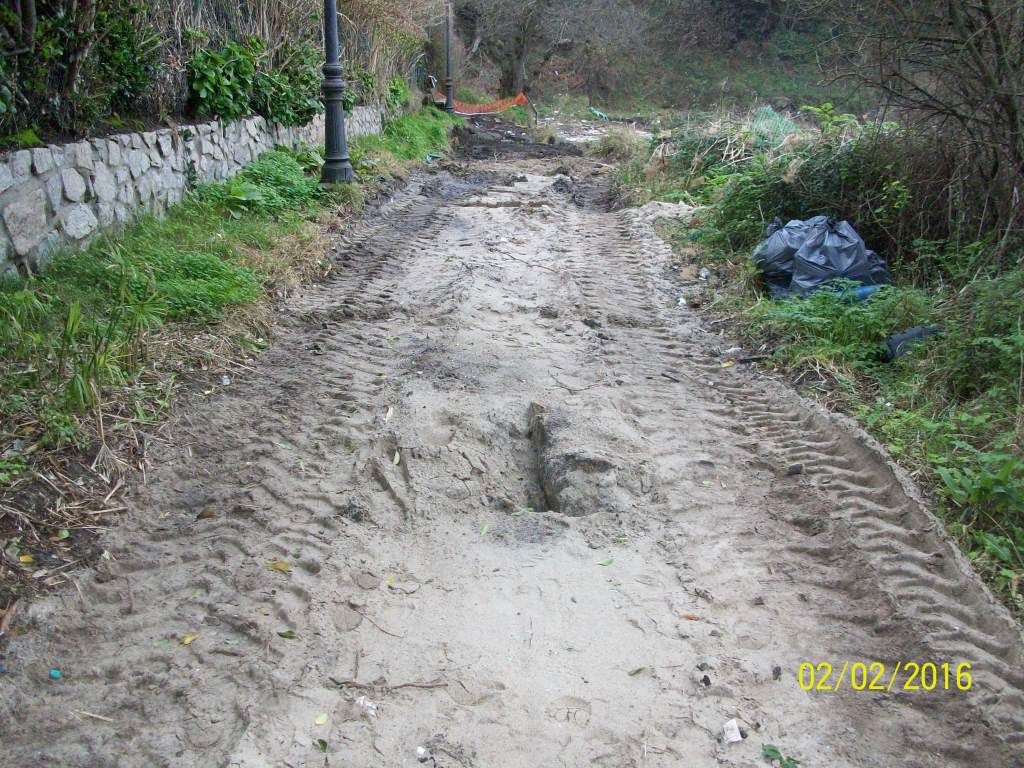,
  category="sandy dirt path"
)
[2,141,1023,768]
